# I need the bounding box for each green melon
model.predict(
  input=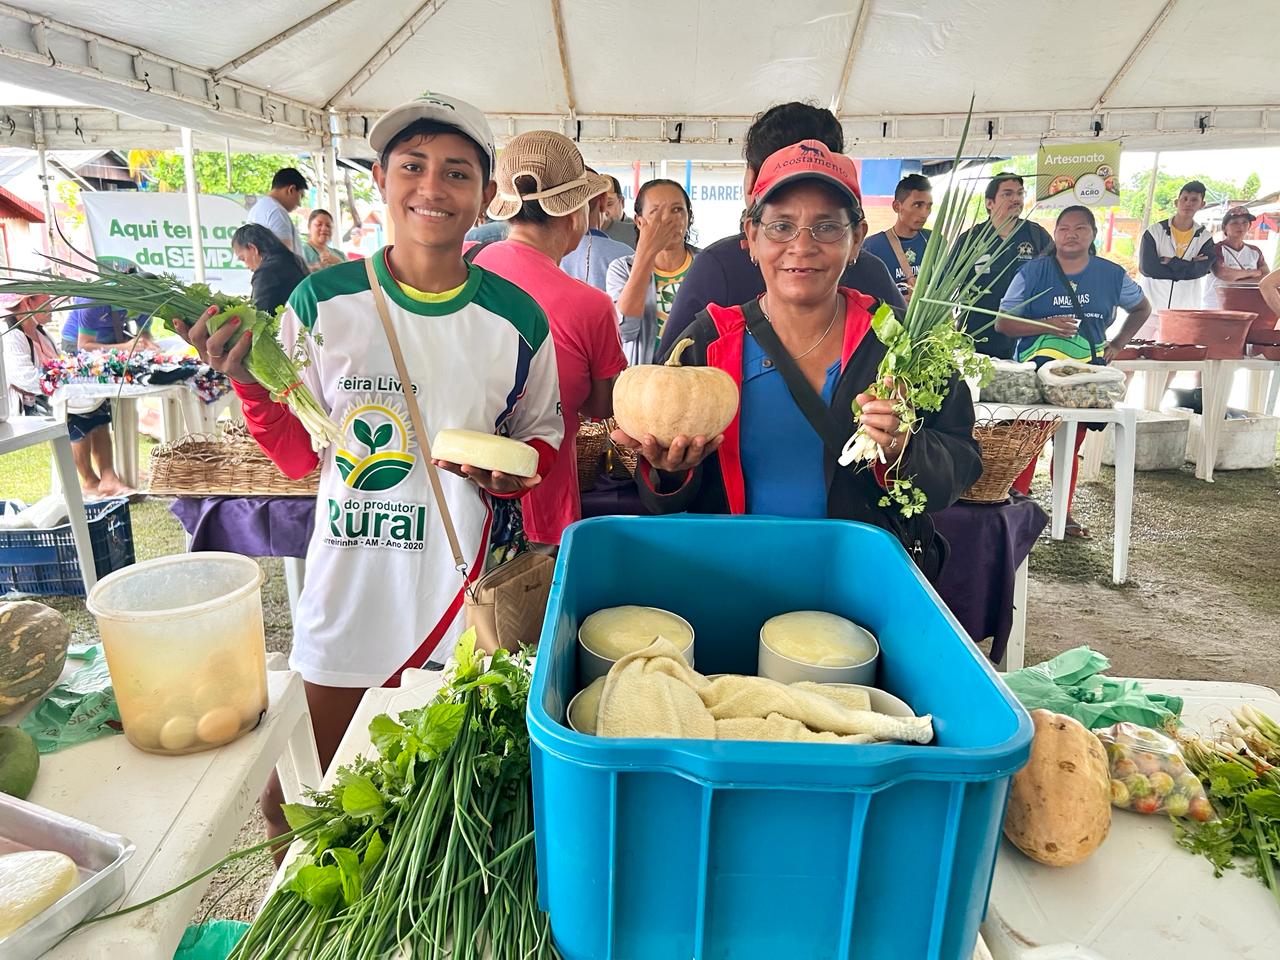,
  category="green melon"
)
[0,601,70,718]
[0,727,38,799]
